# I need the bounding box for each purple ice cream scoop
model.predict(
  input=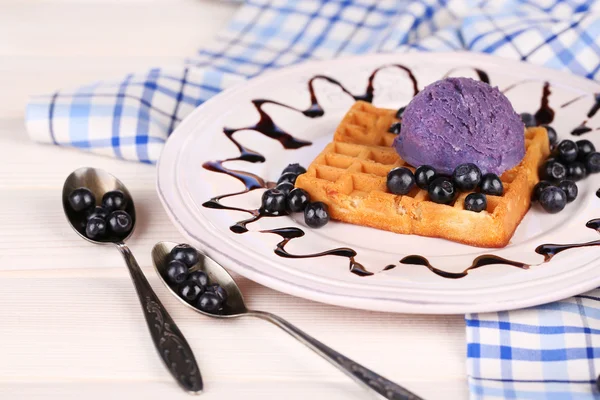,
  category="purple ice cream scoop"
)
[393,77,525,176]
